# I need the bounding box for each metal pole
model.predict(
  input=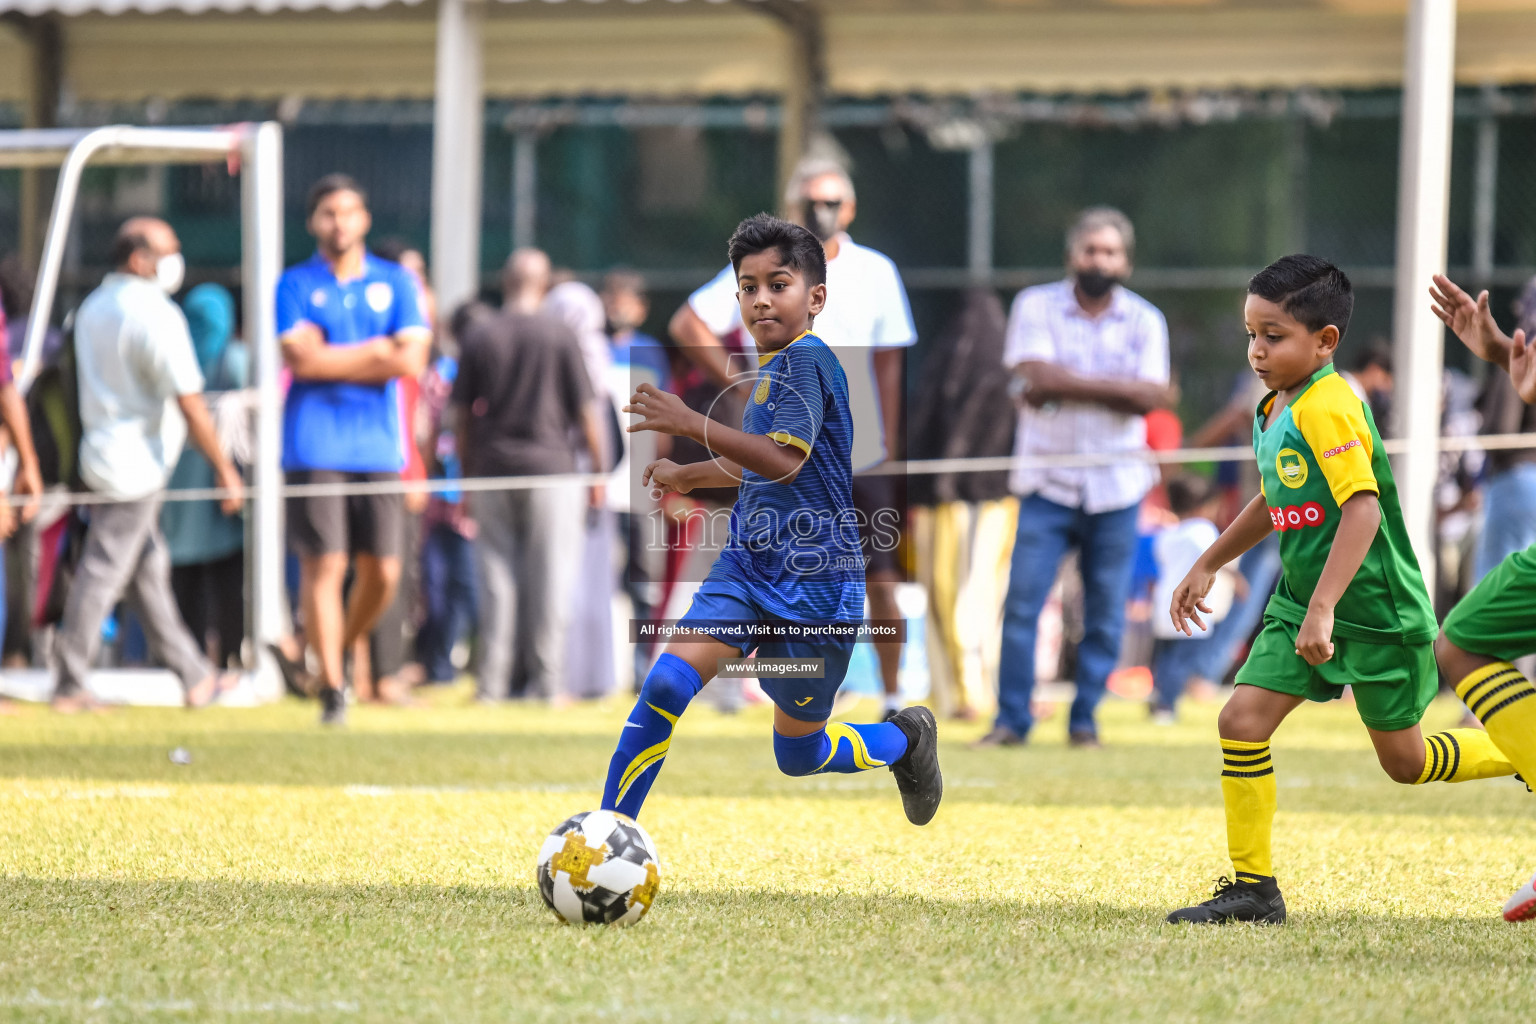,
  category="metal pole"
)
[512,128,537,251]
[242,122,285,695]
[430,0,485,312]
[1391,0,1457,590]
[1471,85,1499,290]
[967,137,994,283]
